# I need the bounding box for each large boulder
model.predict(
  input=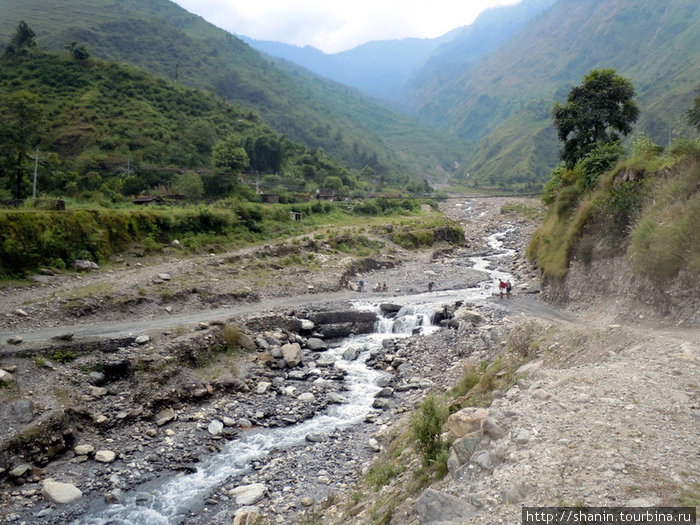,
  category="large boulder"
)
[447,408,489,438]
